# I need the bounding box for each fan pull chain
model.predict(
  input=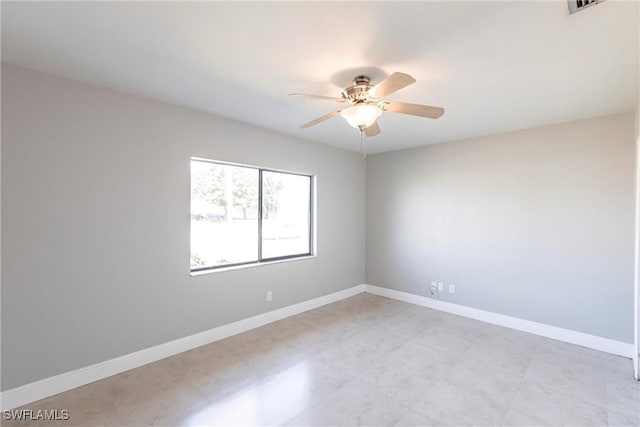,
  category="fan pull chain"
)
[360,130,367,157]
